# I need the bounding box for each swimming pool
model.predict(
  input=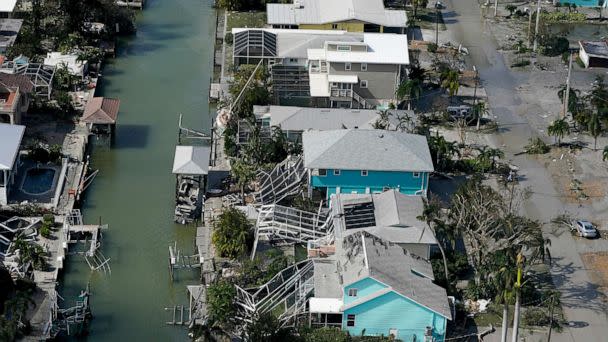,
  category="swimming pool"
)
[21,168,56,194]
